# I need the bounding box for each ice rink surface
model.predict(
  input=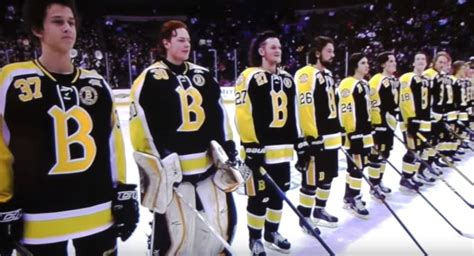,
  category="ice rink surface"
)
[116,102,474,256]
